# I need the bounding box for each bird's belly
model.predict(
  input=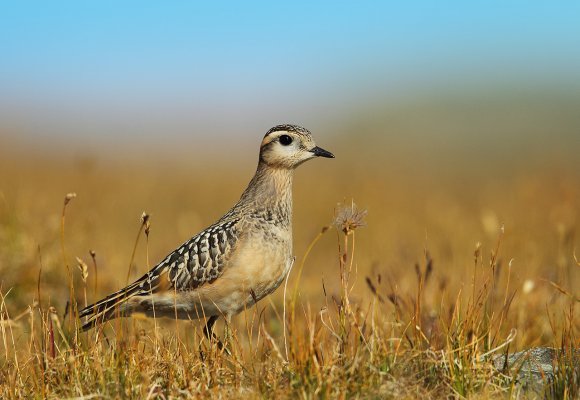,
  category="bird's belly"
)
[135,255,293,320]
[189,235,293,316]
[137,233,293,319]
